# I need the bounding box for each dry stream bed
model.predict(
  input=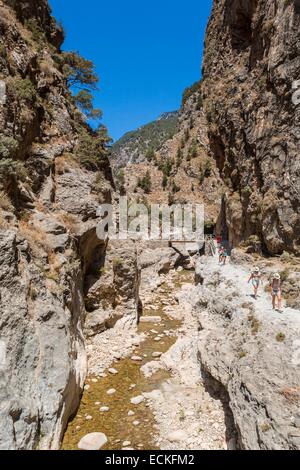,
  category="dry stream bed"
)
[61,272,191,450]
